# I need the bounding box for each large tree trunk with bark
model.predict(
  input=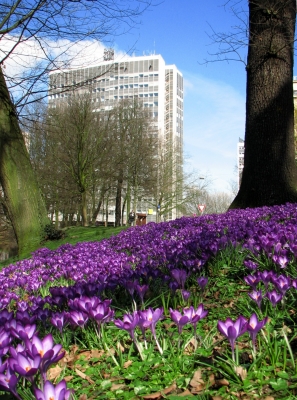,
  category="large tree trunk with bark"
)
[0,68,49,257]
[230,0,297,209]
